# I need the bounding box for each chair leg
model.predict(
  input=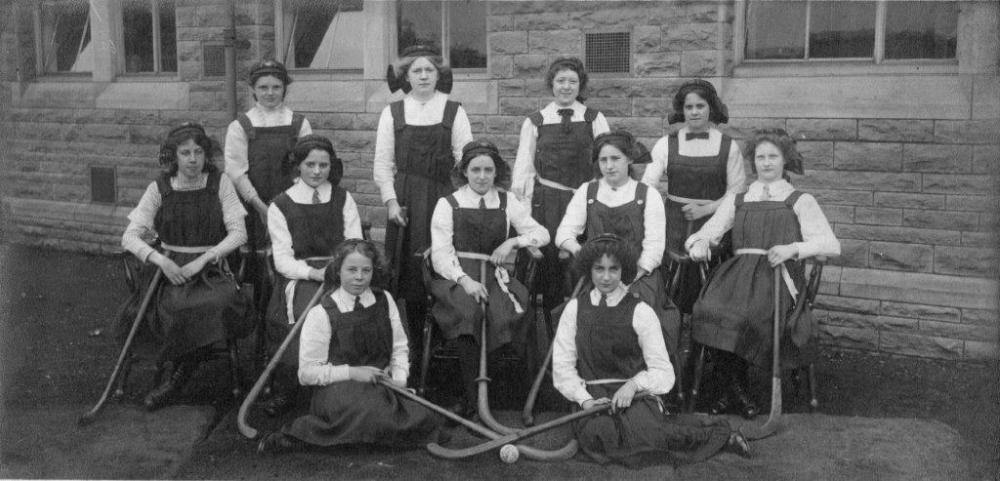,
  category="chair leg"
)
[808,363,818,411]
[418,316,434,396]
[229,340,242,400]
[687,343,706,413]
